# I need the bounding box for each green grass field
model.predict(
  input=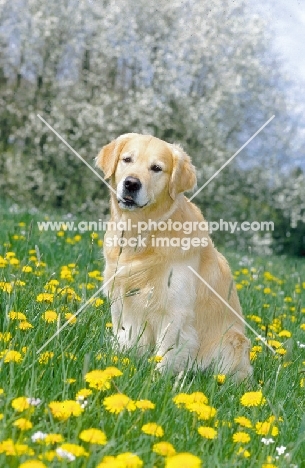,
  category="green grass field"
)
[0,208,305,468]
